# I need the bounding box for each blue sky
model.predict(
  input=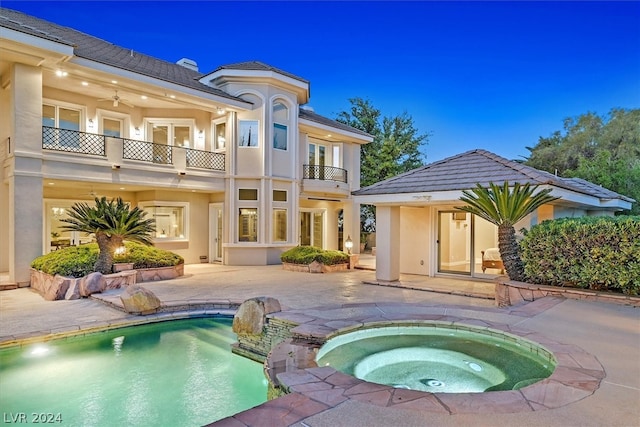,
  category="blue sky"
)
[4,1,639,163]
